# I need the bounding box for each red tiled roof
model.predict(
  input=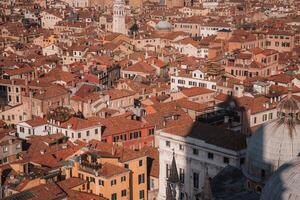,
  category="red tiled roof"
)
[181,87,214,97]
[24,117,47,127]
[61,117,102,130]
